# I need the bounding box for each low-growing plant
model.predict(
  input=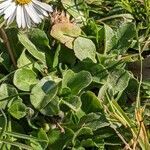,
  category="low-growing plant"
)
[0,0,149,150]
